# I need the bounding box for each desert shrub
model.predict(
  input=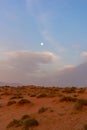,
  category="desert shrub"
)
[23,118,39,130]
[78,99,87,105]
[73,94,78,97]
[62,87,76,93]
[17,99,31,105]
[84,124,87,130]
[30,94,36,97]
[7,119,22,128]
[38,107,48,114]
[7,100,16,106]
[2,92,11,95]
[78,88,86,93]
[10,94,23,99]
[74,99,87,111]
[74,100,83,111]
[21,115,30,121]
[60,96,77,102]
[37,93,47,98]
